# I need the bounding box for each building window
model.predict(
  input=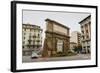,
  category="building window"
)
[87,46,90,48]
[28,40,32,44]
[86,35,89,39]
[82,31,84,34]
[85,24,87,27]
[86,30,88,33]
[23,41,25,44]
[24,37,25,39]
[38,34,40,37]
[32,45,35,48]
[33,35,36,38]
[24,33,26,35]
[23,46,24,48]
[81,26,83,28]
[84,46,86,49]
[83,36,84,39]
[24,29,26,31]
[37,40,40,42]
[30,29,32,31]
